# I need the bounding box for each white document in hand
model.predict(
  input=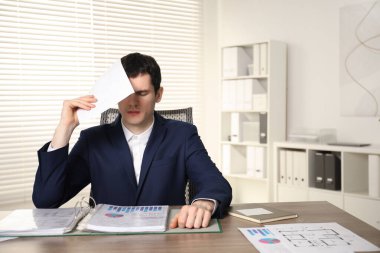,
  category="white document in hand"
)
[77,60,134,122]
